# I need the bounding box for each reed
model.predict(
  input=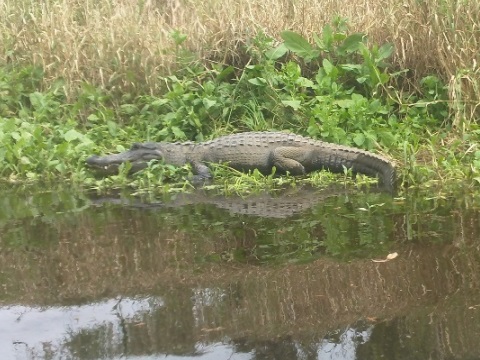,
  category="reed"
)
[1,0,478,123]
